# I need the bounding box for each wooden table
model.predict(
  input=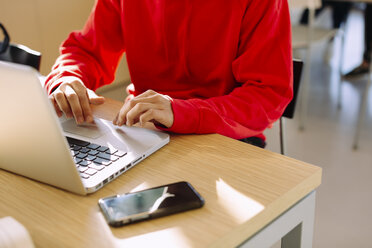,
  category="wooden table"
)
[0,98,322,248]
[288,0,372,8]
[288,0,321,9]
